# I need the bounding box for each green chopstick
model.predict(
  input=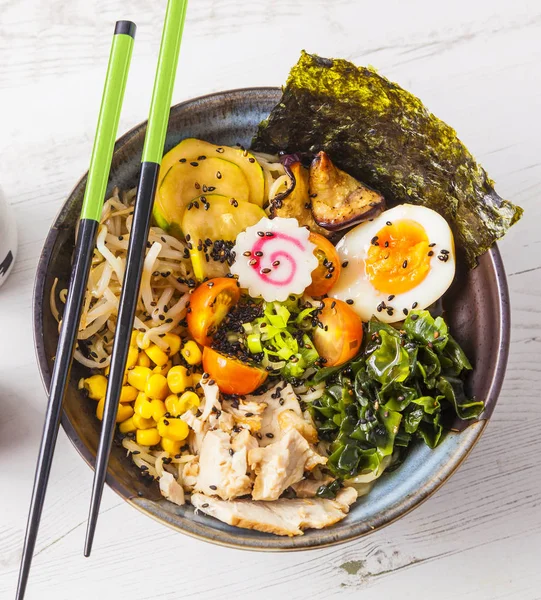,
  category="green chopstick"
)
[16,21,135,600]
[84,0,188,557]
[82,22,136,221]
